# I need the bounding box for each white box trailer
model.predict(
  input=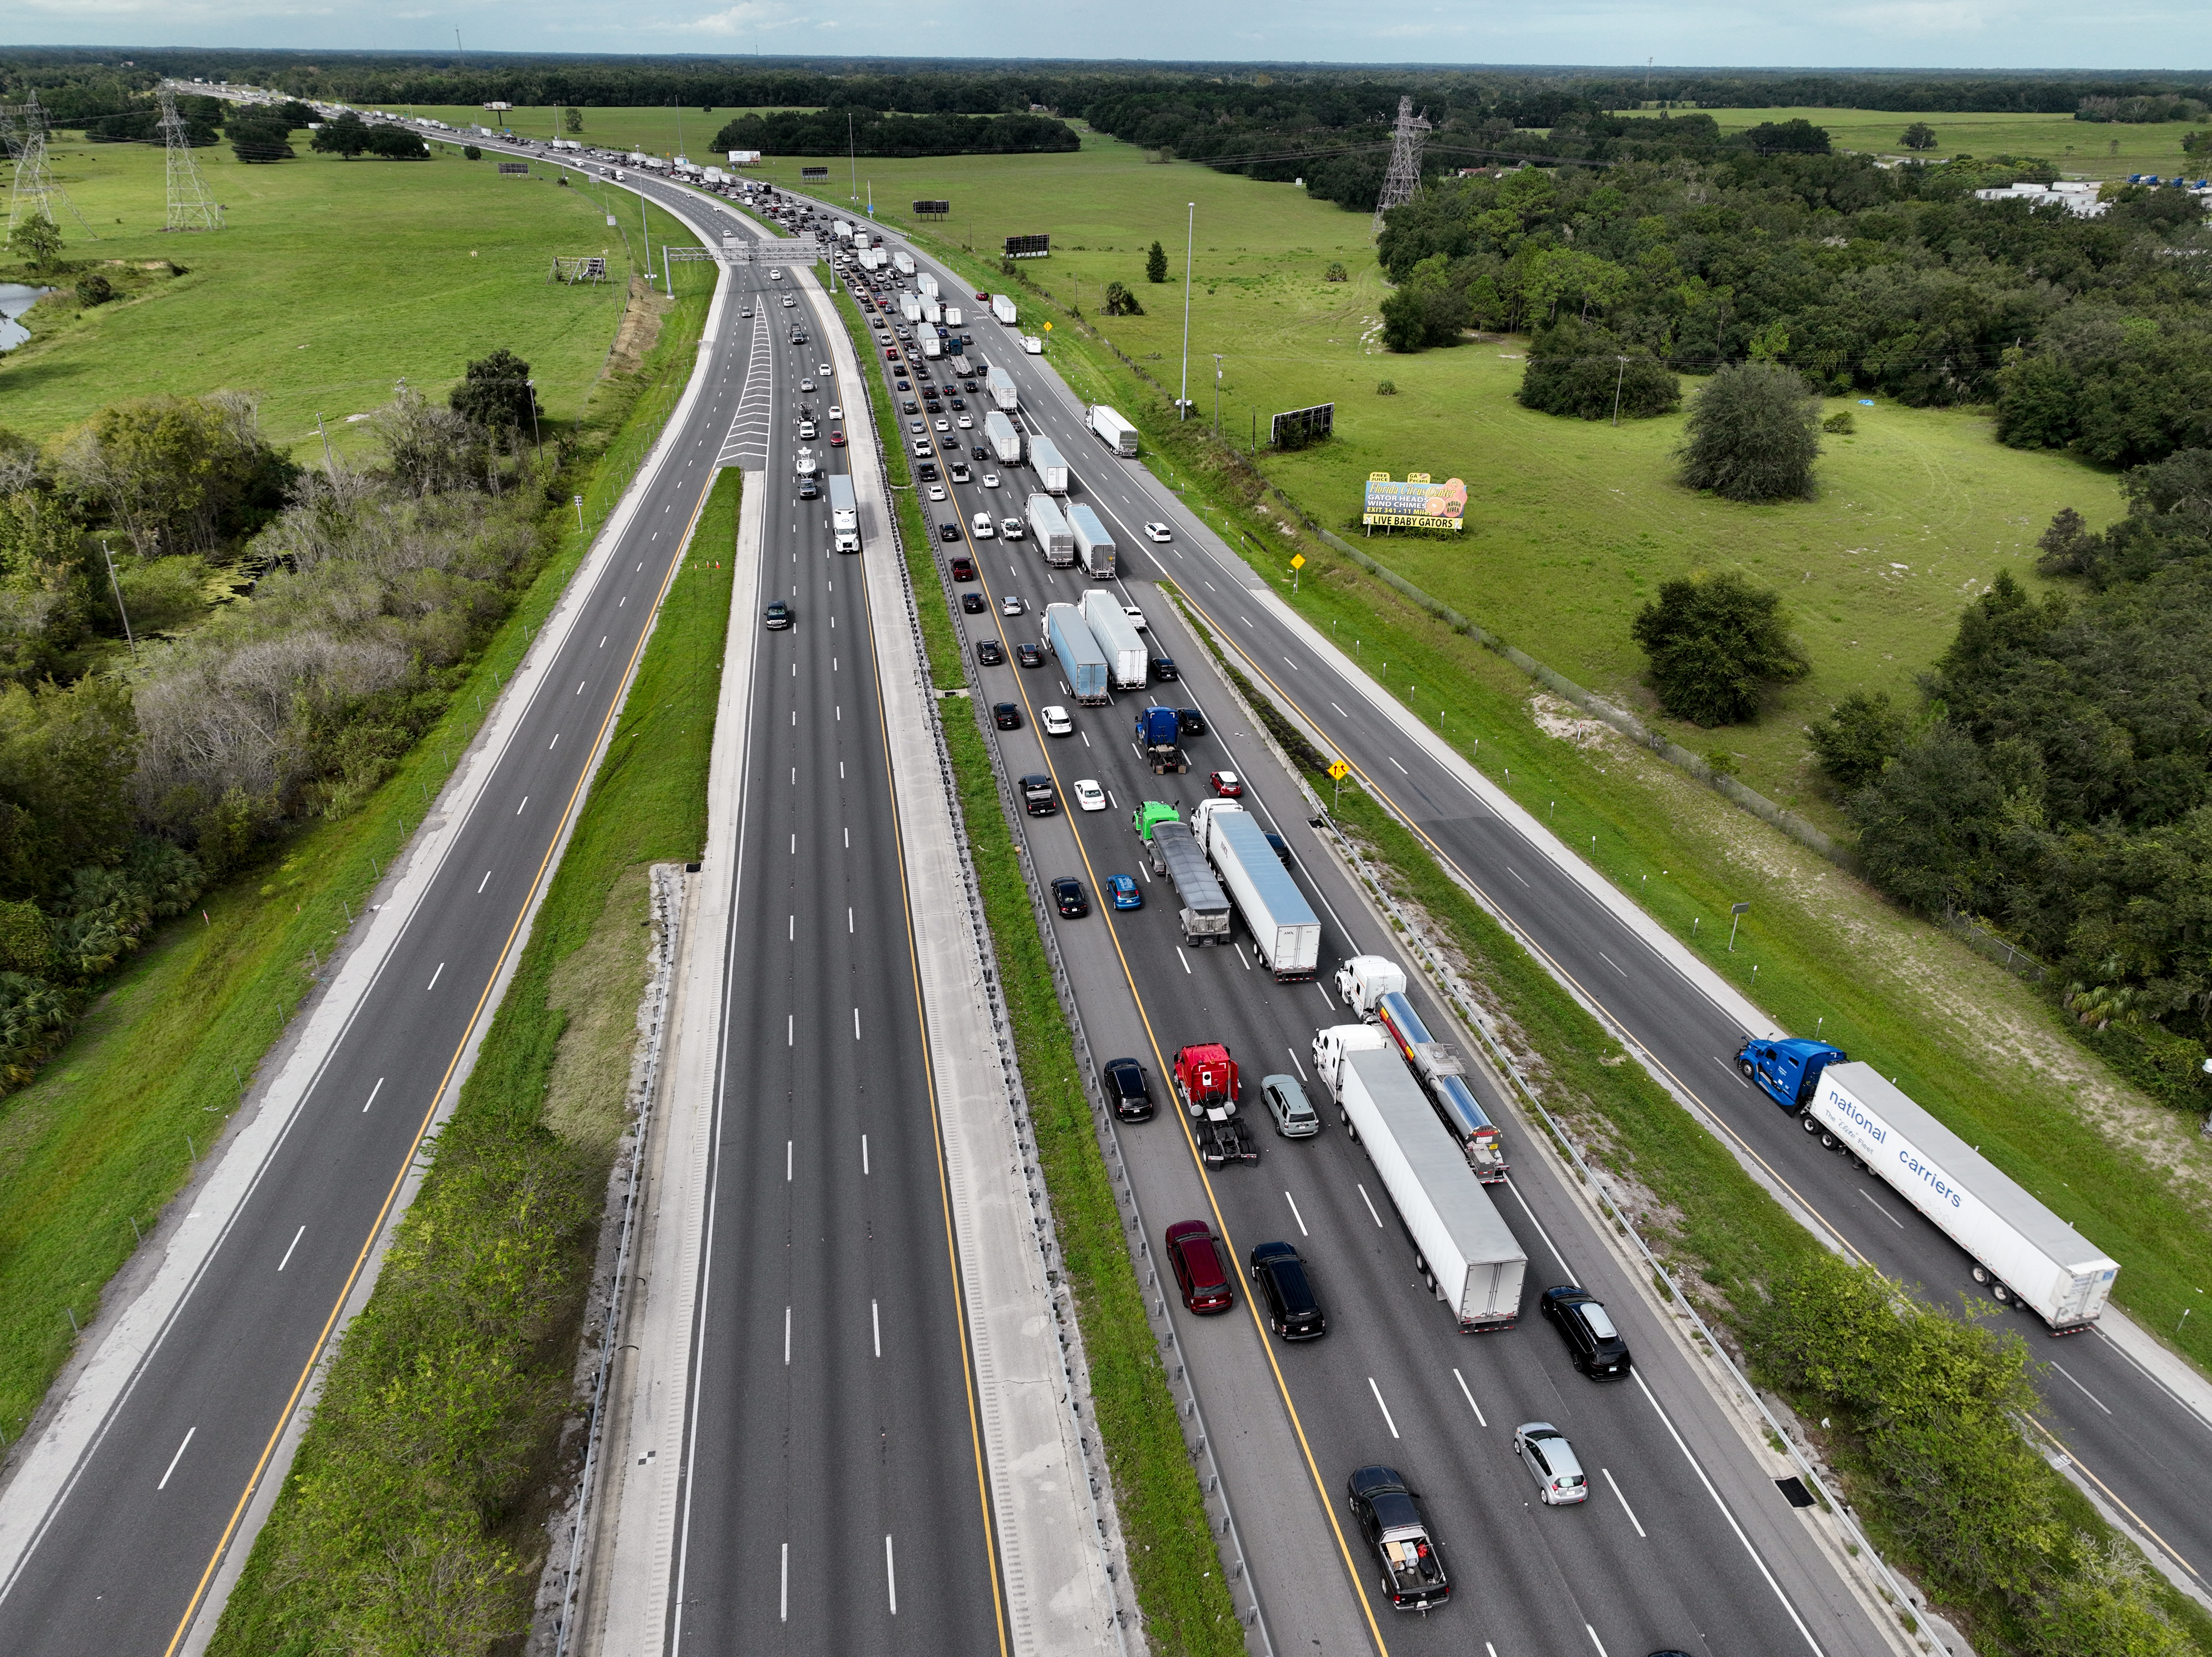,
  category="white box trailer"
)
[917,323,942,359]
[992,293,1018,326]
[1026,493,1074,565]
[917,271,939,298]
[1030,436,1069,496]
[1338,1048,1525,1331]
[827,472,859,554]
[1065,501,1114,578]
[984,410,1024,466]
[833,219,853,240]
[1810,1063,2119,1331]
[1193,800,1321,981]
[1080,588,1147,689]
[944,305,964,328]
[893,251,915,276]
[1089,404,1140,457]
[899,295,922,323]
[987,367,1019,412]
